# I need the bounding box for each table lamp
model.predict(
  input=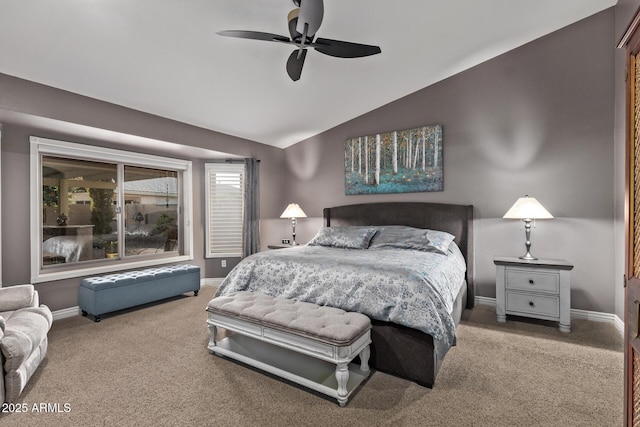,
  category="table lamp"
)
[280,203,307,245]
[503,195,553,260]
